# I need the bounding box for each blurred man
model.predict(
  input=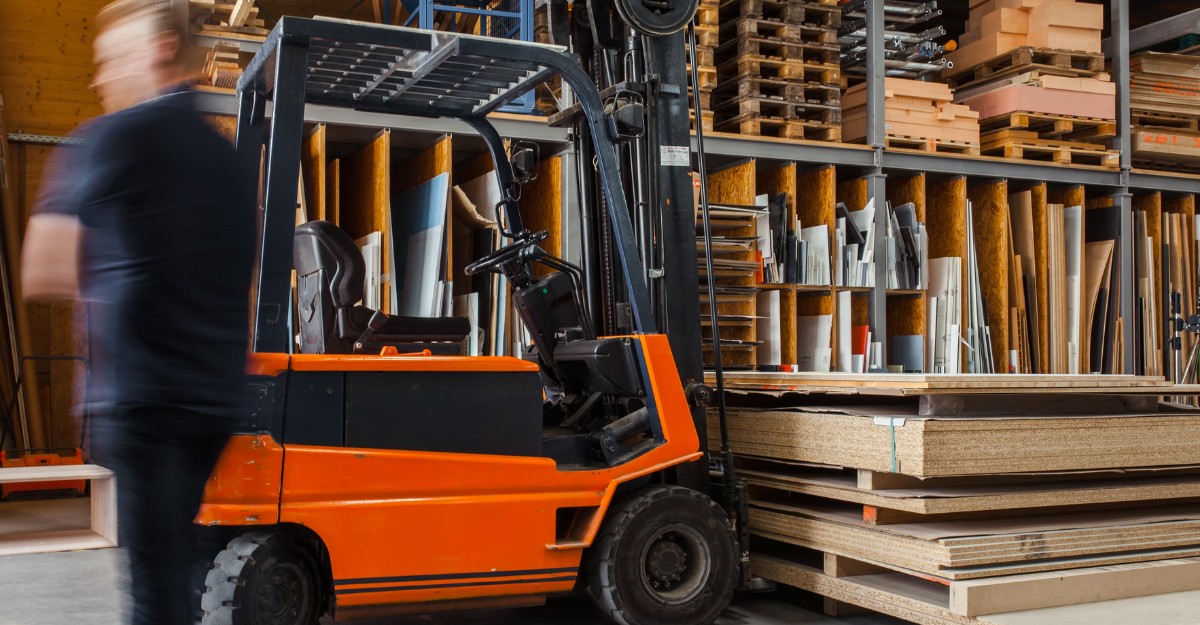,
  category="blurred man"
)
[21,1,256,623]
